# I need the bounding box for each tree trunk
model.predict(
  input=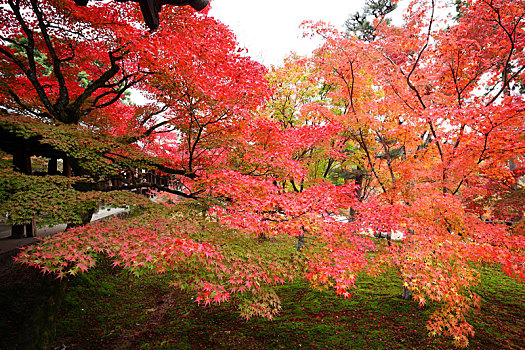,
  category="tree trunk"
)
[348,207,356,222]
[296,234,305,251]
[402,286,412,300]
